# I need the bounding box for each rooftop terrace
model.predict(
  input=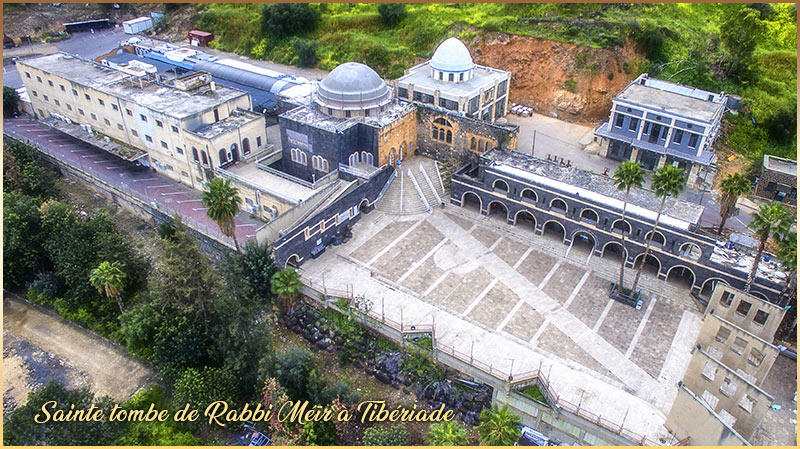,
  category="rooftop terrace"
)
[191,109,263,139]
[20,53,248,120]
[763,155,797,177]
[615,76,725,123]
[483,149,705,229]
[281,98,416,133]
[397,62,509,97]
